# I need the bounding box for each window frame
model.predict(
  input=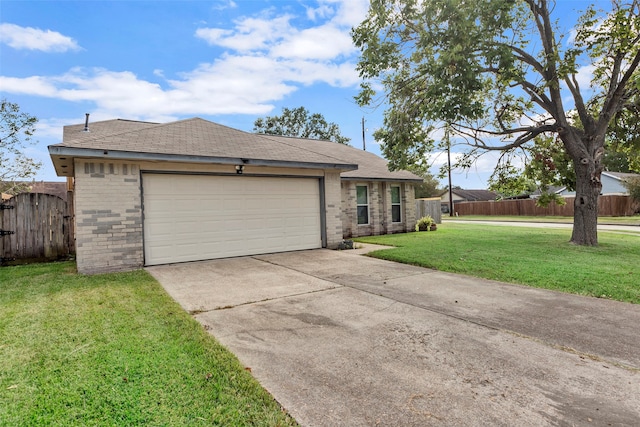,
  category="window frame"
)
[356,184,369,225]
[391,185,402,223]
